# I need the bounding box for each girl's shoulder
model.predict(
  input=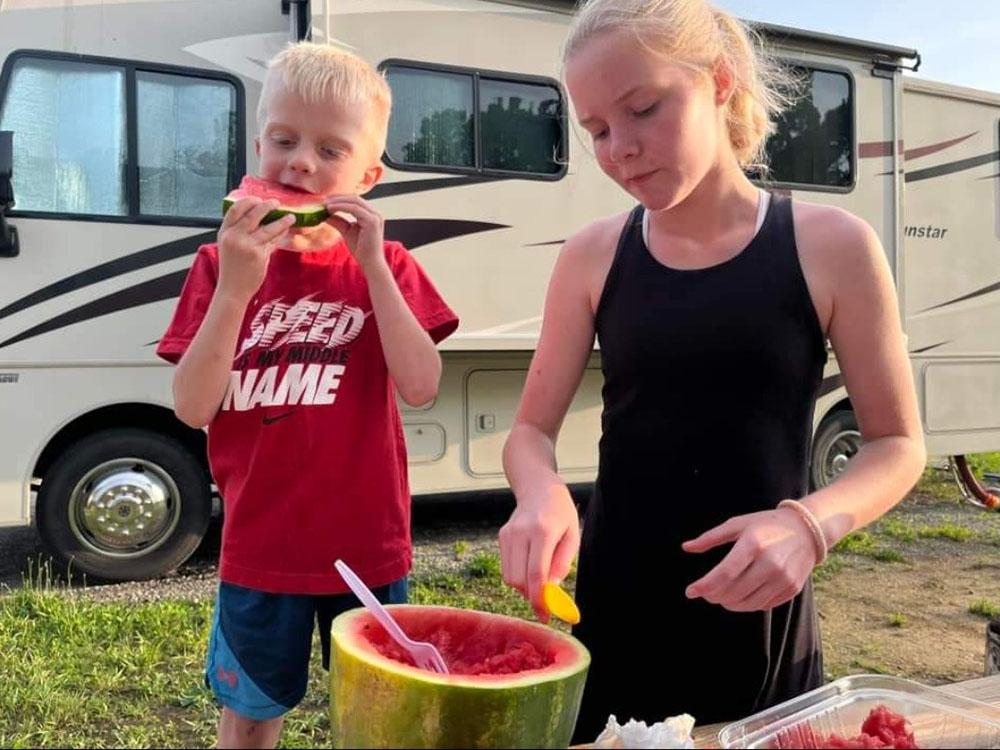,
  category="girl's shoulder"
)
[789,198,889,330]
[559,209,635,308]
[790,198,881,263]
[559,208,636,275]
